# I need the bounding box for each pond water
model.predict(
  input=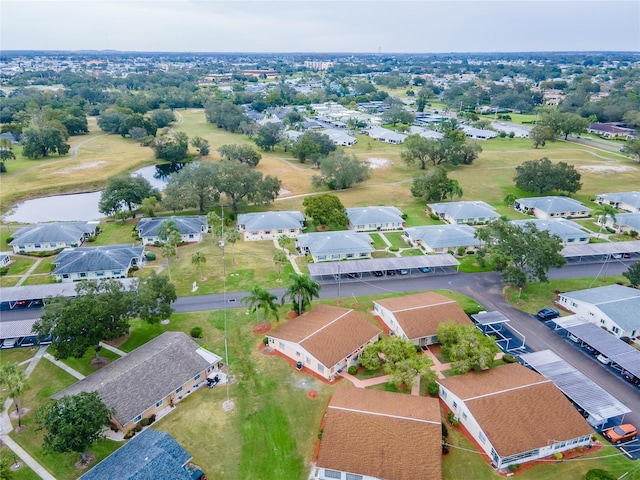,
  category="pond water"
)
[3,164,180,224]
